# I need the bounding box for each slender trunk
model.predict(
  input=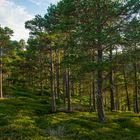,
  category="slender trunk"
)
[41,81,44,96]
[109,46,115,111]
[91,48,96,111]
[123,66,131,111]
[71,80,74,96]
[77,84,79,95]
[115,84,120,110]
[79,82,82,103]
[66,69,70,112]
[92,75,96,112]
[133,62,139,113]
[104,94,107,109]
[97,48,105,122]
[0,46,3,98]
[56,49,60,99]
[32,75,35,94]
[53,73,56,98]
[96,1,105,122]
[56,66,60,99]
[133,45,139,113]
[115,48,120,110]
[63,72,66,111]
[89,82,92,107]
[0,67,2,98]
[50,47,56,112]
